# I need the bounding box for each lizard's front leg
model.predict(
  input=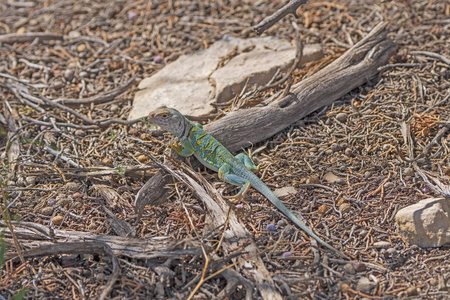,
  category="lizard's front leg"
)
[218,164,250,203]
[170,139,195,157]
